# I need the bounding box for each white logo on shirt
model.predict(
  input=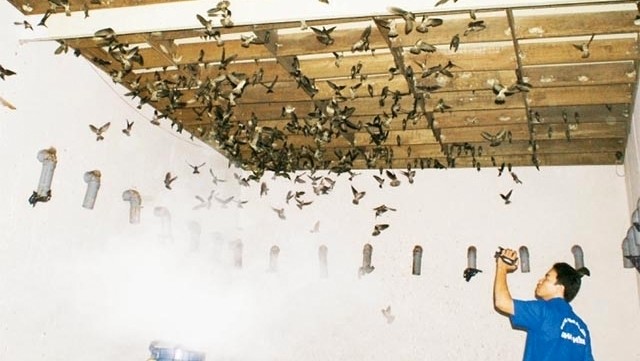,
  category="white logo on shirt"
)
[560,318,587,345]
